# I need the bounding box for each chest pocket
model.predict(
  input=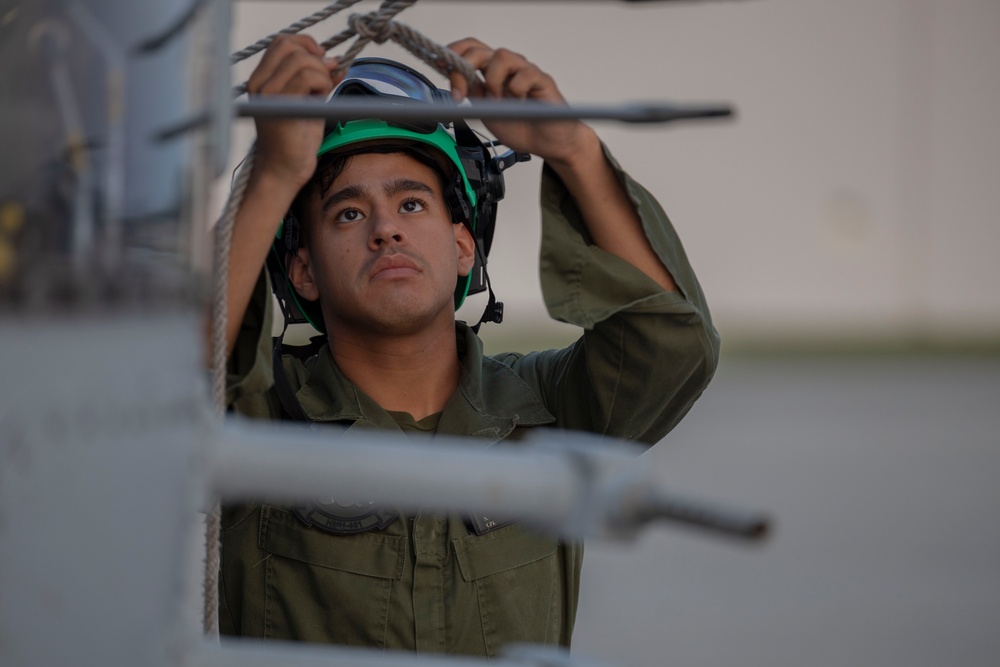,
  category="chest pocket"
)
[452,524,563,656]
[258,505,405,647]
